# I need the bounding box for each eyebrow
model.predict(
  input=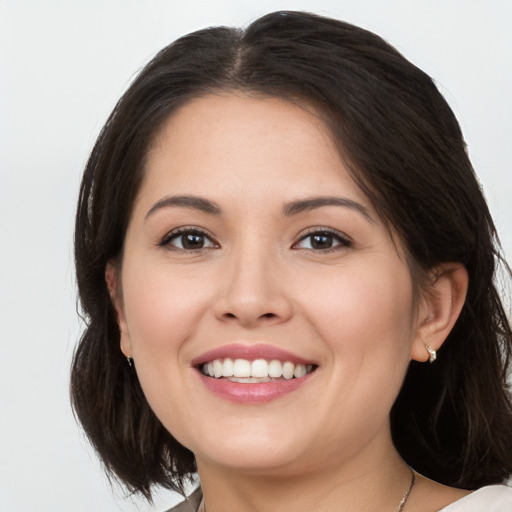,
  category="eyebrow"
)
[145,194,374,223]
[145,195,222,219]
[282,196,374,222]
